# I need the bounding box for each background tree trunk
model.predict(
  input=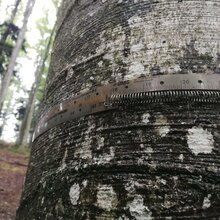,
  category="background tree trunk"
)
[0,89,13,138]
[0,0,22,88]
[0,0,22,53]
[0,0,36,113]
[16,26,55,146]
[9,0,22,23]
[15,72,38,147]
[17,1,220,219]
